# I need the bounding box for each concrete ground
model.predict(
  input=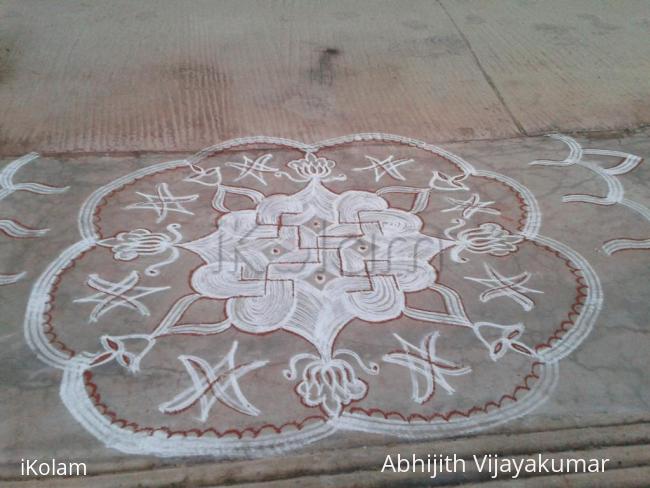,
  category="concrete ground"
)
[1,1,649,487]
